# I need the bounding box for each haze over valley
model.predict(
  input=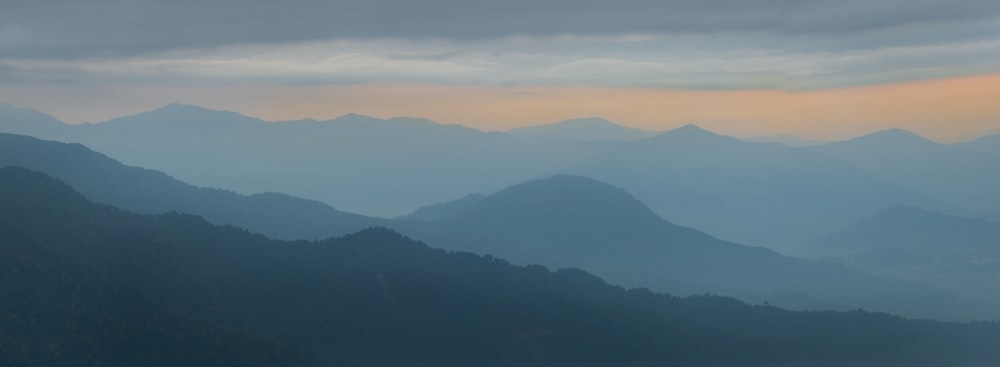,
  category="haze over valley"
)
[3,0,1000,365]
